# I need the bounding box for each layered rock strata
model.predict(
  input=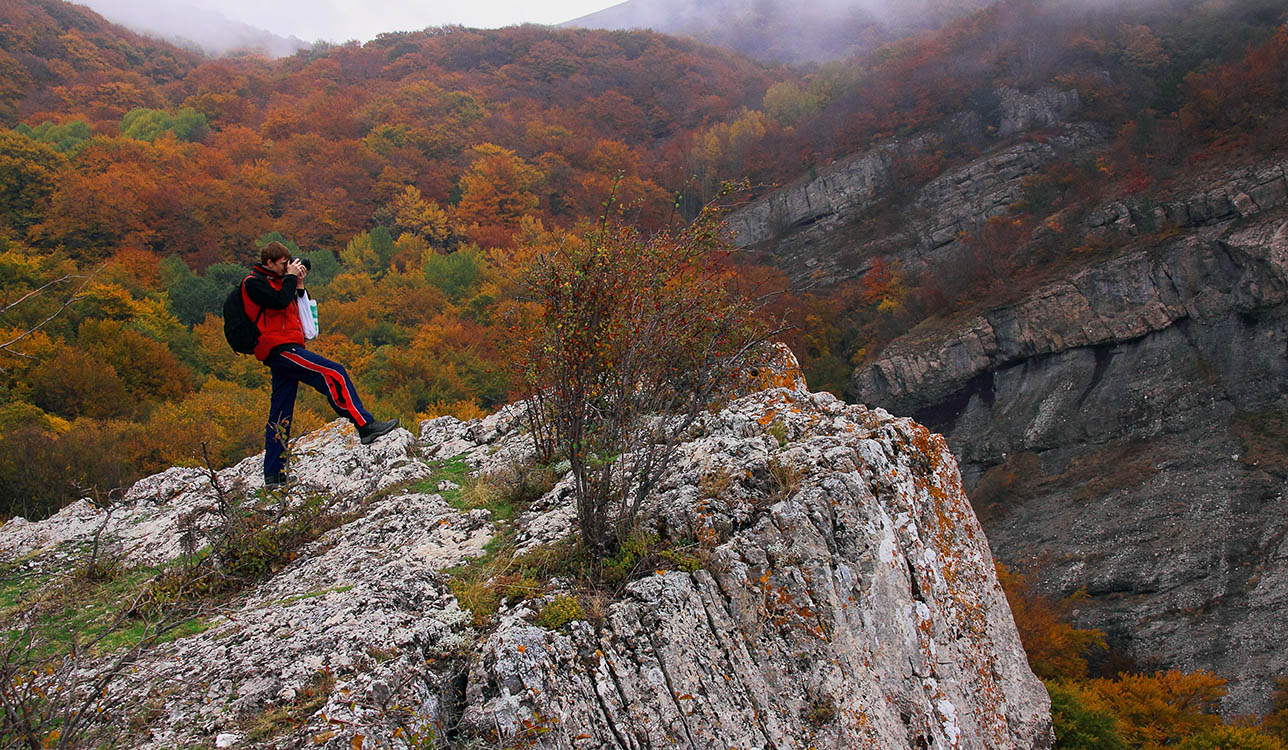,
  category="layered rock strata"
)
[726,87,1096,285]
[851,203,1288,715]
[0,355,1049,749]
